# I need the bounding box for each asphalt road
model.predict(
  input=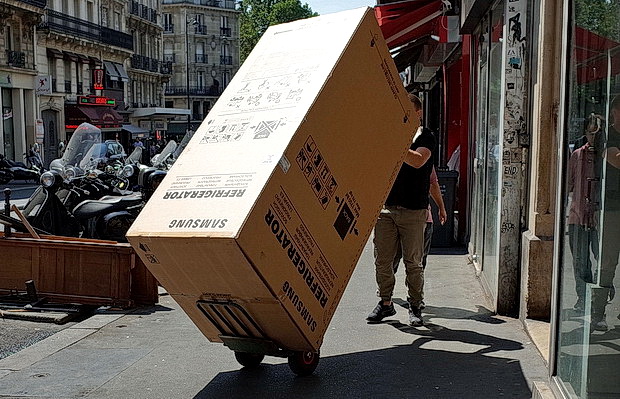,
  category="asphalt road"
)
[0,181,38,203]
[0,318,78,360]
